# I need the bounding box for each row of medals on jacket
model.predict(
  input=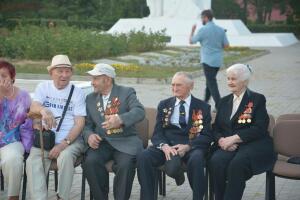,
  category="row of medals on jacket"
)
[97,101,123,135]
